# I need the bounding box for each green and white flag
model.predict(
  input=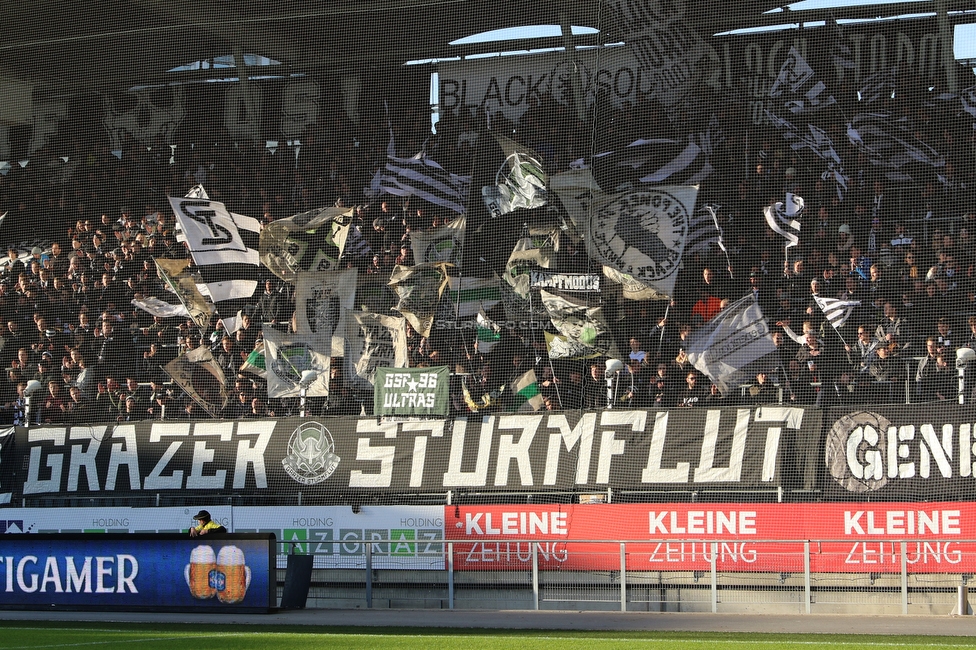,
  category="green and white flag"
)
[475,311,502,354]
[344,311,409,391]
[510,369,544,412]
[410,214,466,266]
[262,325,331,398]
[374,366,450,416]
[482,134,548,218]
[448,276,502,317]
[389,262,451,337]
[239,340,267,379]
[540,290,618,358]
